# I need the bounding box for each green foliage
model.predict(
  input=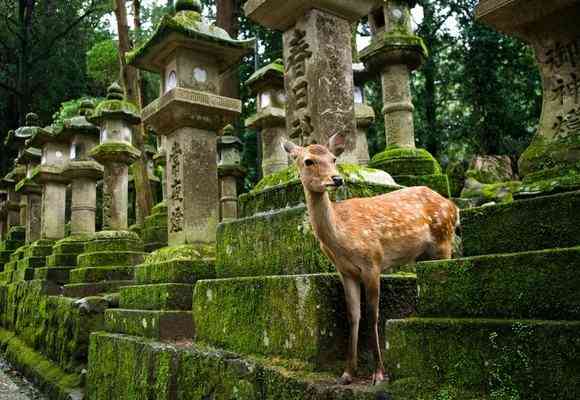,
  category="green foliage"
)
[87,39,120,87]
